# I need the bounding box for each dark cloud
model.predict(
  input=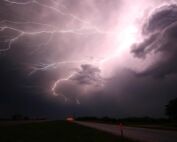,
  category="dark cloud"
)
[99,69,177,117]
[53,64,103,104]
[0,0,120,118]
[70,64,102,85]
[143,5,177,34]
[1,0,177,119]
[131,33,159,58]
[132,4,177,78]
[0,56,57,118]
